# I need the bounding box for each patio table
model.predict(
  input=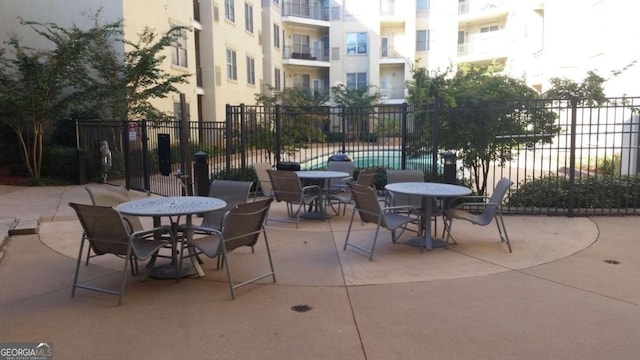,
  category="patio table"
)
[116,196,226,280]
[384,182,471,250]
[295,170,350,219]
